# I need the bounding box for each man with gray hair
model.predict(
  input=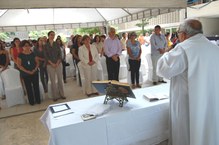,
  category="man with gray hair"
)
[157,19,219,145]
[104,27,122,81]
